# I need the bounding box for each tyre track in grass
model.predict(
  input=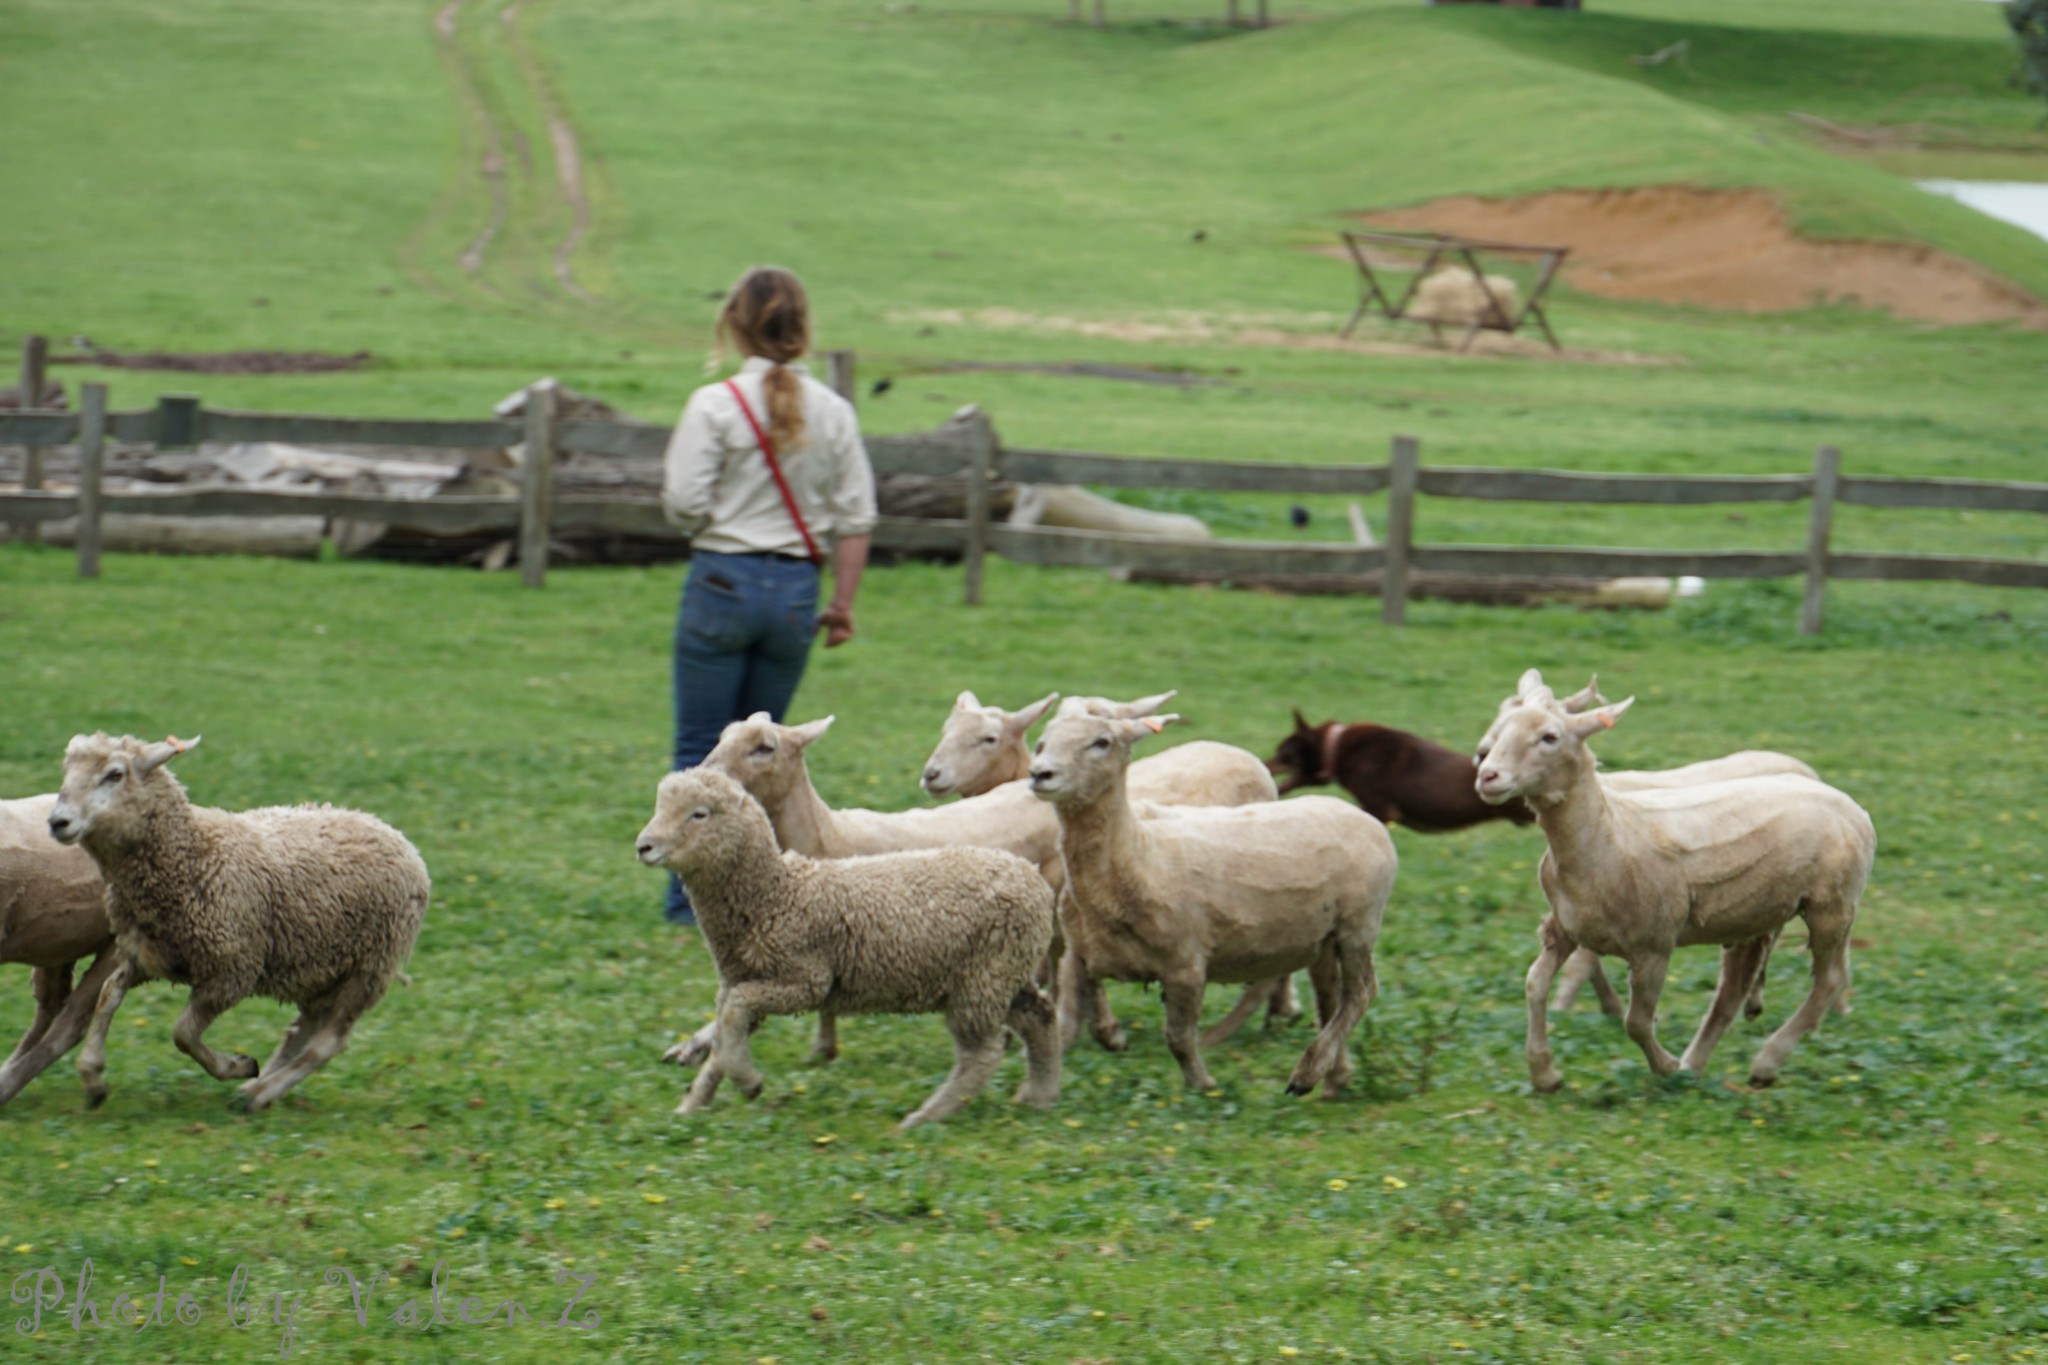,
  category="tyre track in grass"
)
[418,0,601,307]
